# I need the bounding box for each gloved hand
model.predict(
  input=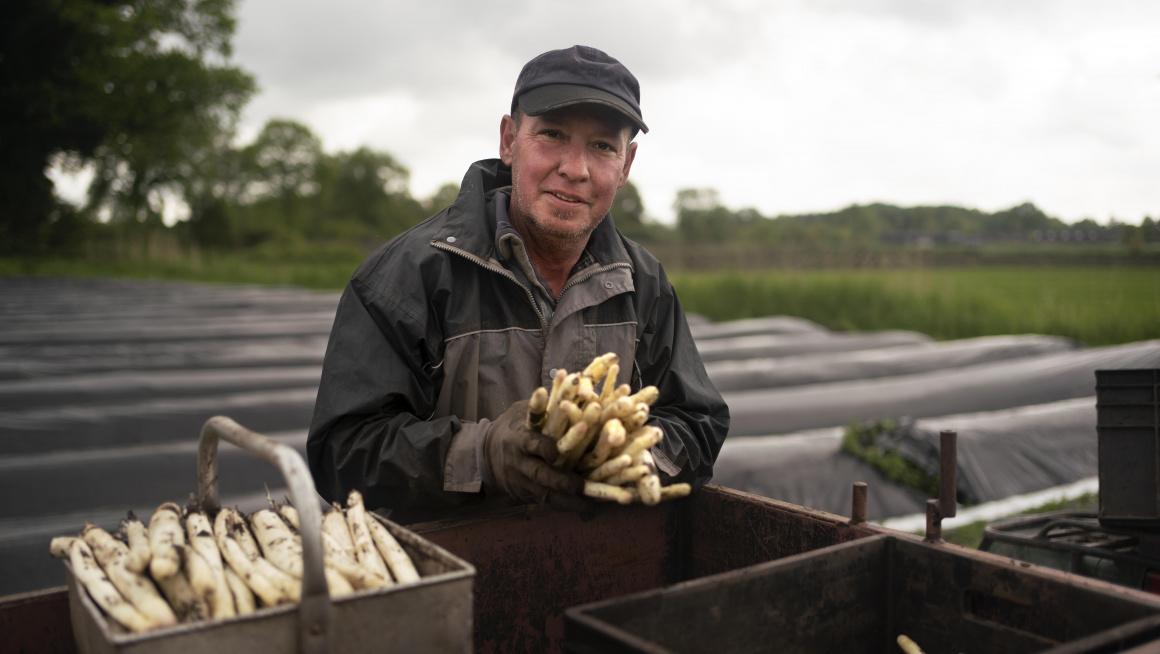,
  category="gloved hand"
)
[485,399,589,512]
